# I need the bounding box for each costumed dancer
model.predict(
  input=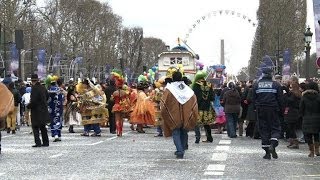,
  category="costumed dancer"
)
[130,75,156,133]
[213,88,226,134]
[0,82,15,154]
[46,75,64,142]
[111,70,130,137]
[153,76,166,137]
[64,84,81,133]
[160,71,198,159]
[192,71,215,143]
[79,79,108,136]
